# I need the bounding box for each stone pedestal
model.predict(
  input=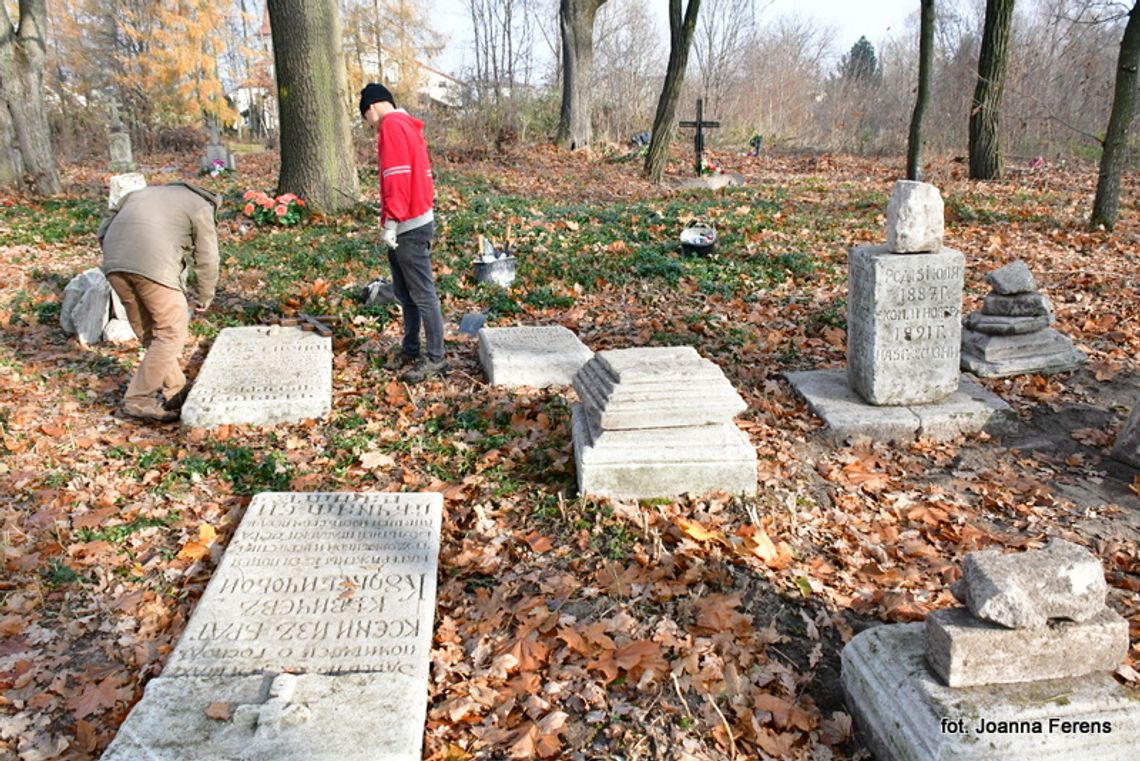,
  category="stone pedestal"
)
[102,492,443,761]
[477,325,593,388]
[847,245,965,405]
[841,623,1140,761]
[181,326,332,428]
[571,347,756,499]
